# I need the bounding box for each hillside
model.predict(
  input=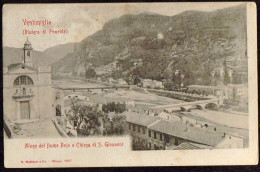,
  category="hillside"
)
[3,47,48,68]
[42,43,77,65]
[3,42,76,68]
[1,4,241,86]
[52,4,247,86]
